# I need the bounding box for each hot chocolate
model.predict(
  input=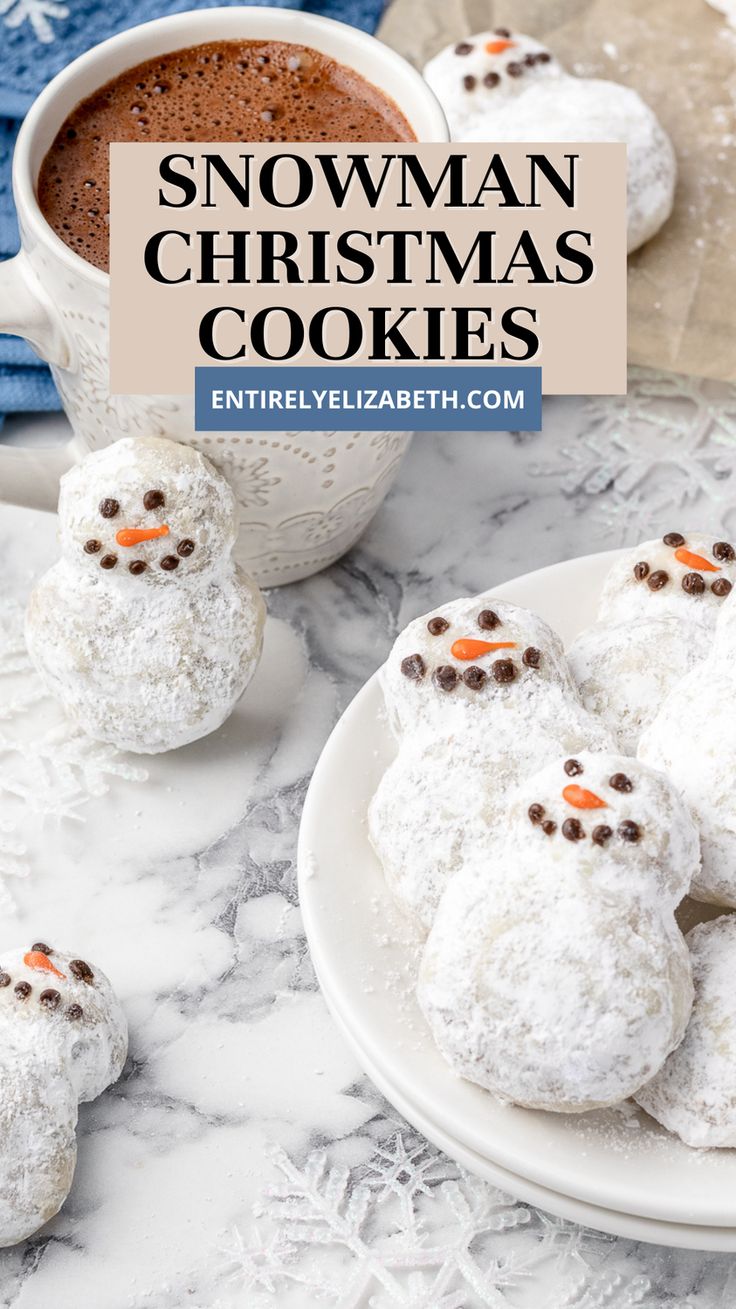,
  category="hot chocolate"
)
[38,39,415,272]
